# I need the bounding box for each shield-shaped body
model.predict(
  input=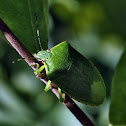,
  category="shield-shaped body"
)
[42,41,105,105]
